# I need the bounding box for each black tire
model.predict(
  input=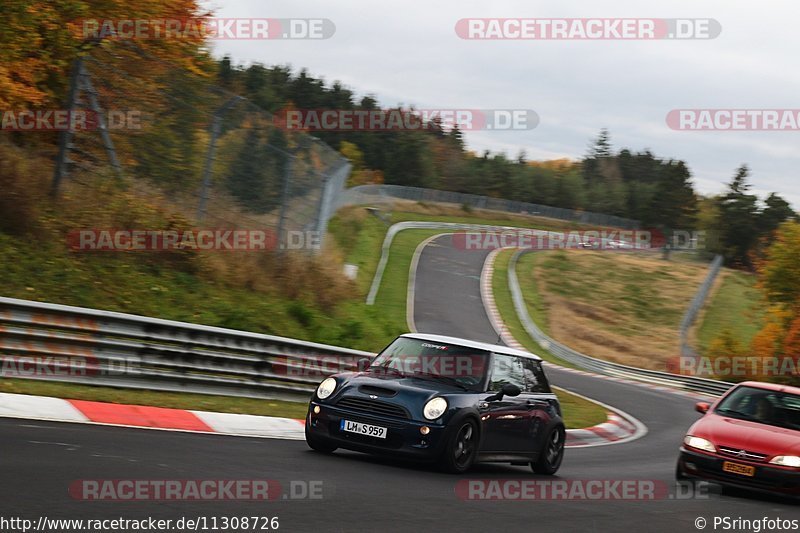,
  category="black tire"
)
[441,419,479,474]
[675,461,688,481]
[305,424,337,454]
[675,461,696,491]
[531,426,565,475]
